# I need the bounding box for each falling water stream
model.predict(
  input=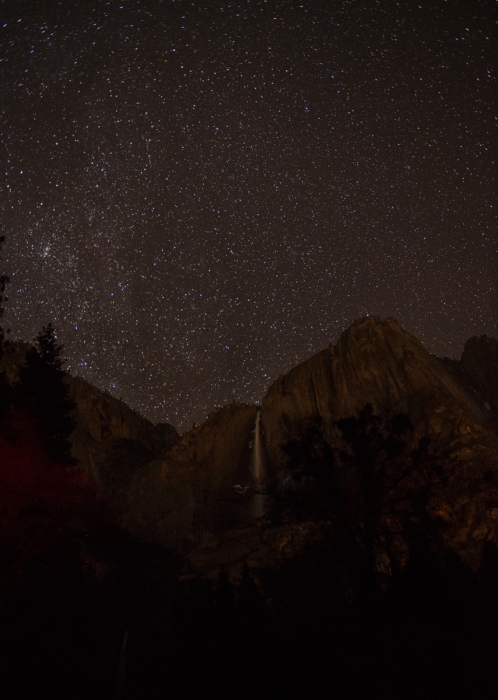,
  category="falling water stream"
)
[251,410,265,517]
